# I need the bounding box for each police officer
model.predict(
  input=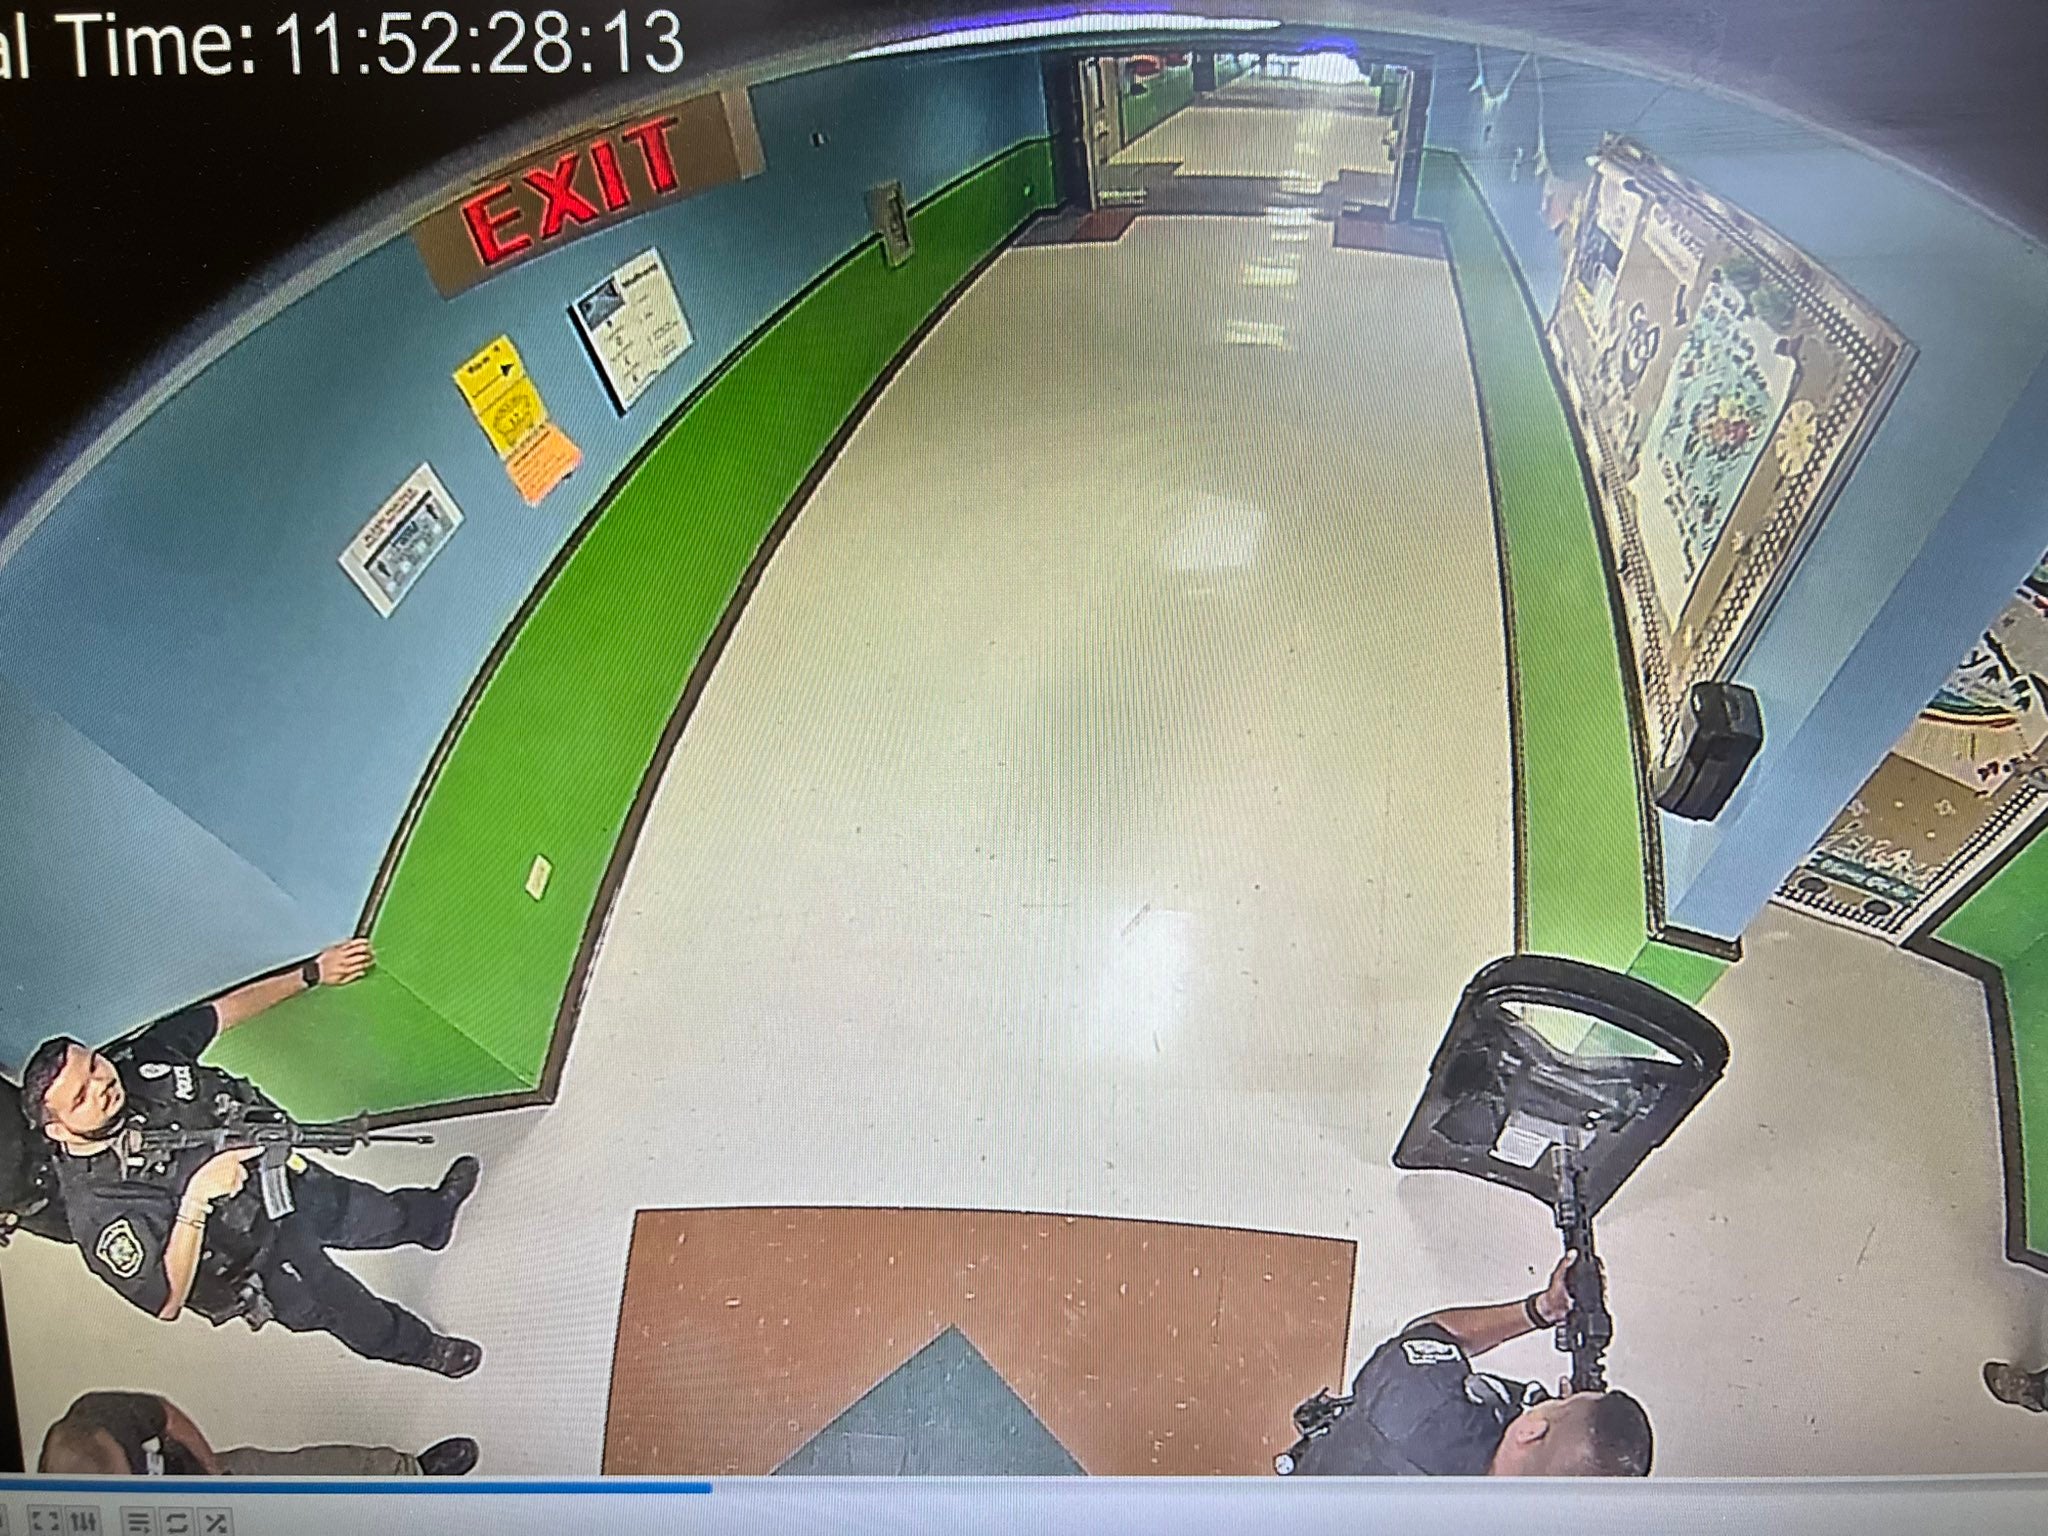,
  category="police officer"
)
[39,1390,480,1477]
[1281,1251,1653,1476]
[20,939,484,1377]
